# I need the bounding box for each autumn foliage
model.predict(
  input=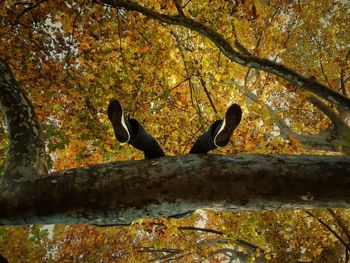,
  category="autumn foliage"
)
[1,0,350,262]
